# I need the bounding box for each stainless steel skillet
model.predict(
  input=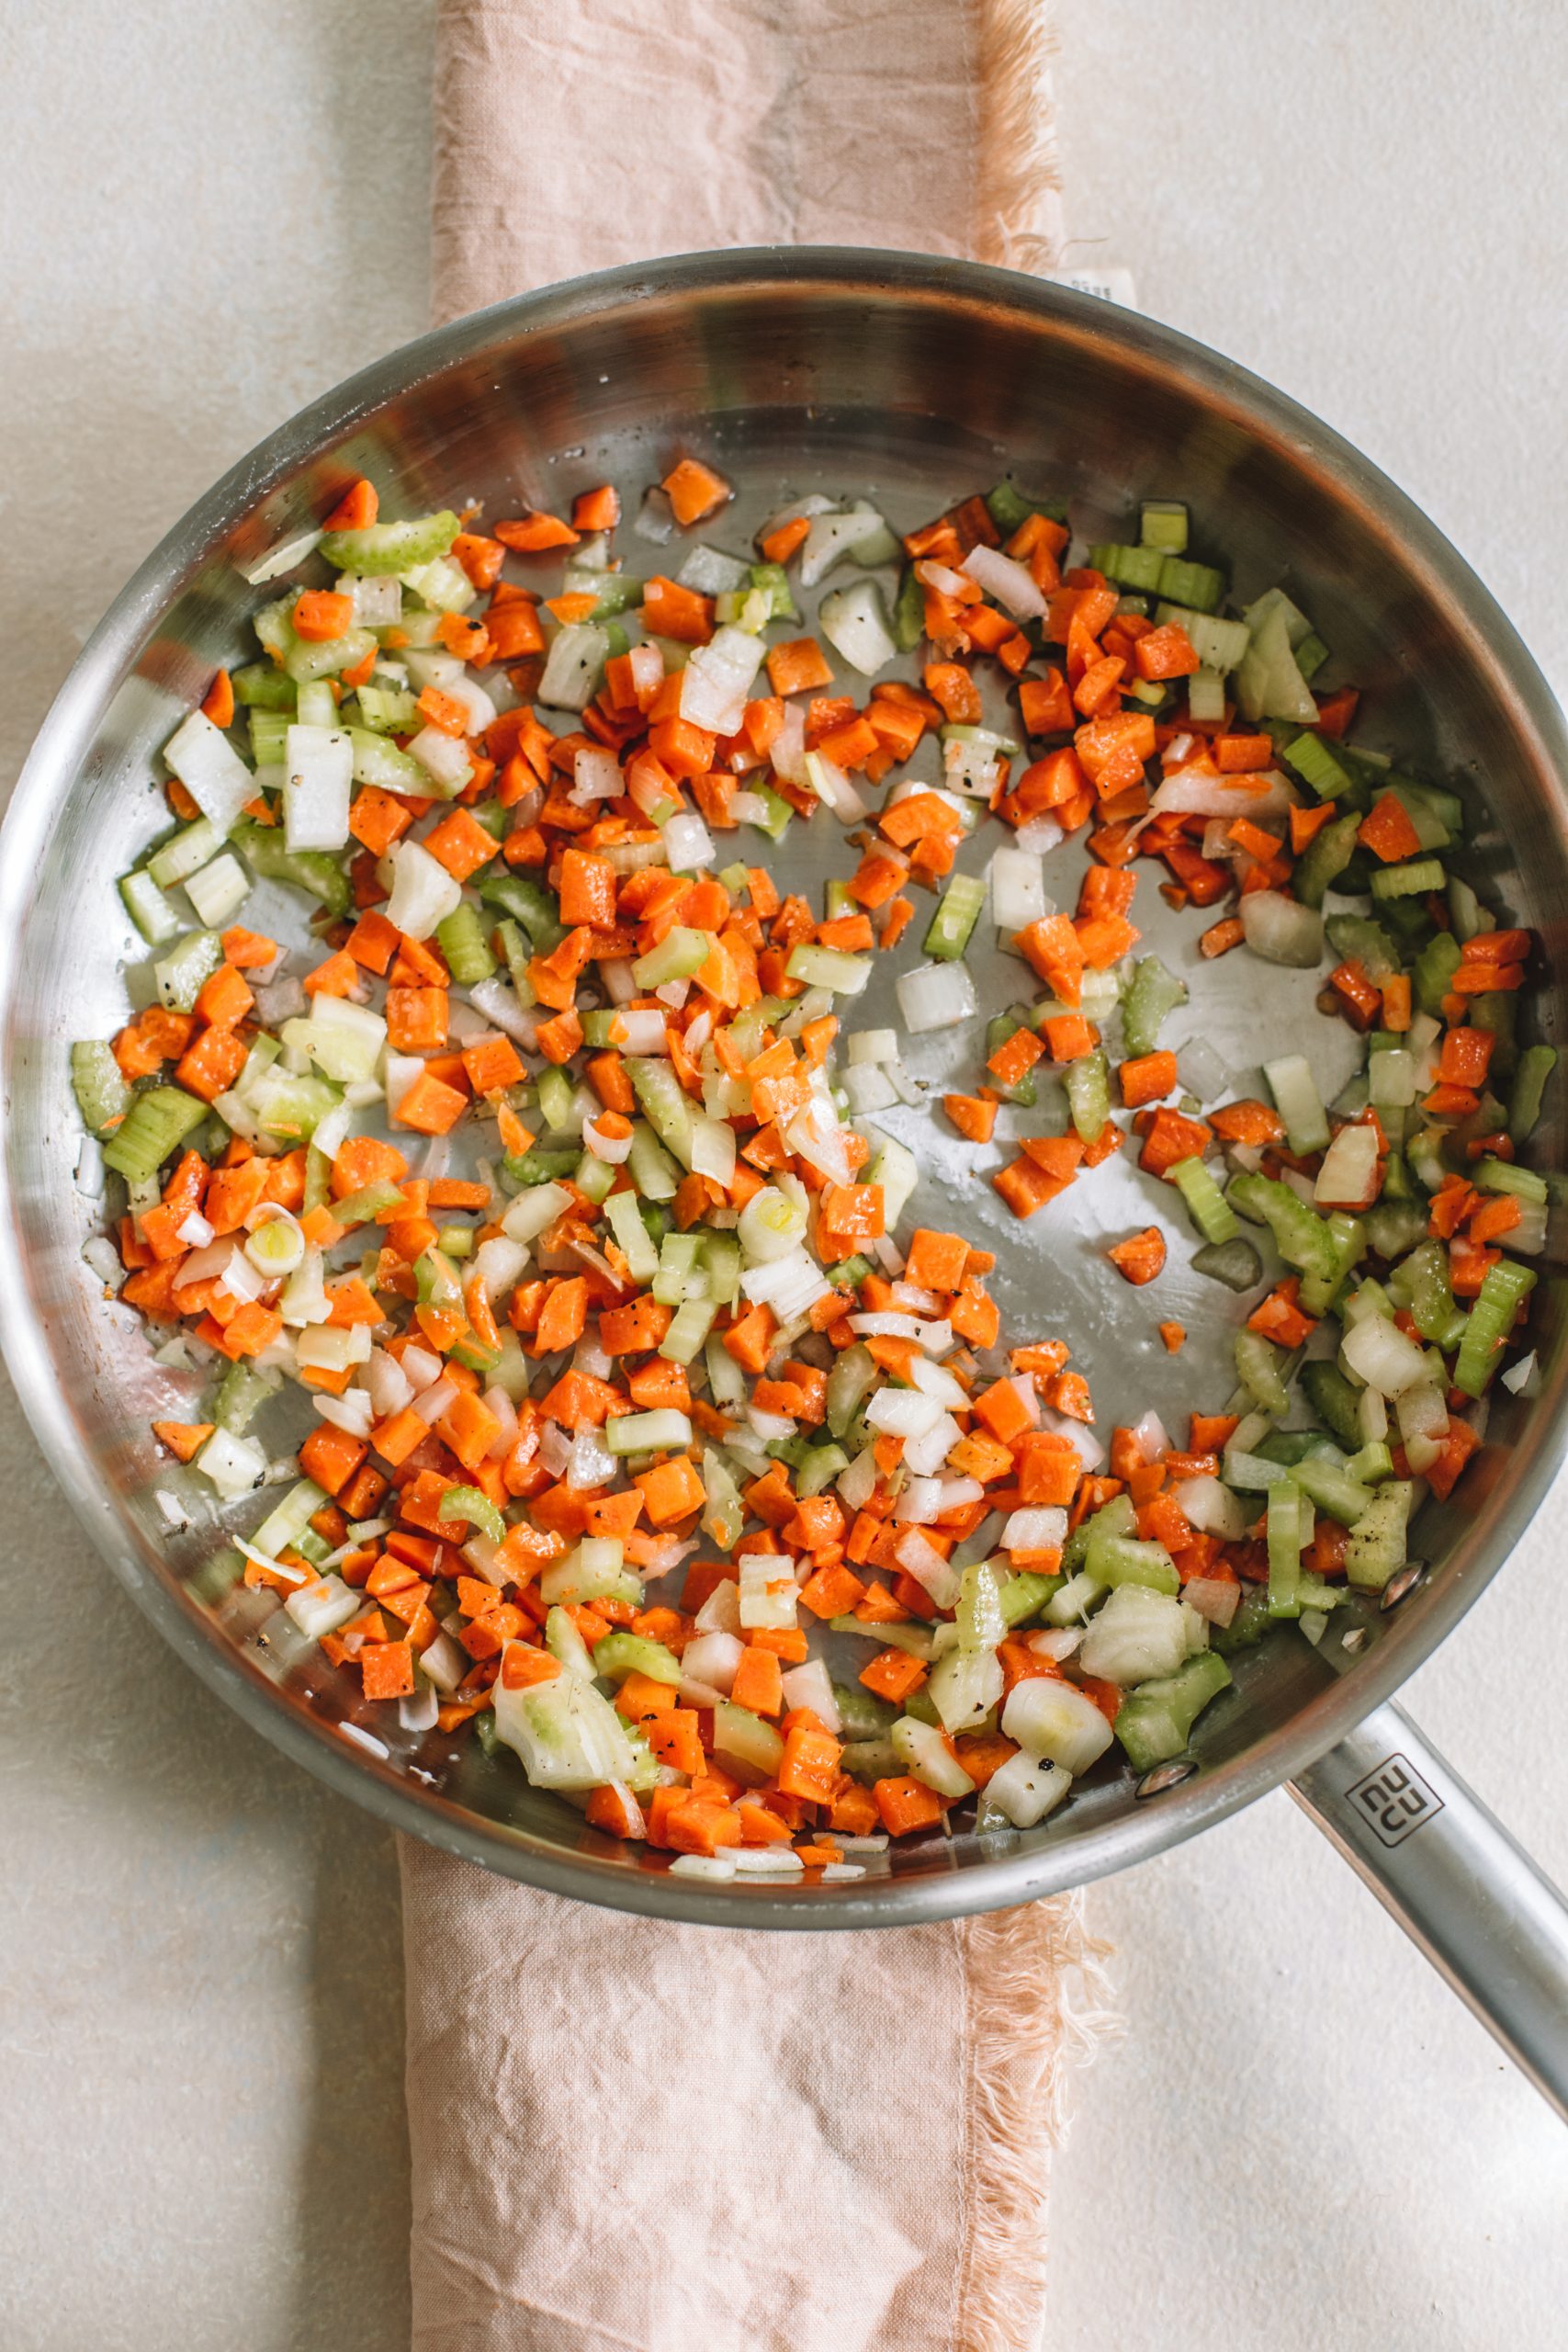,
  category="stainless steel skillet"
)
[3,248,1565,2107]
